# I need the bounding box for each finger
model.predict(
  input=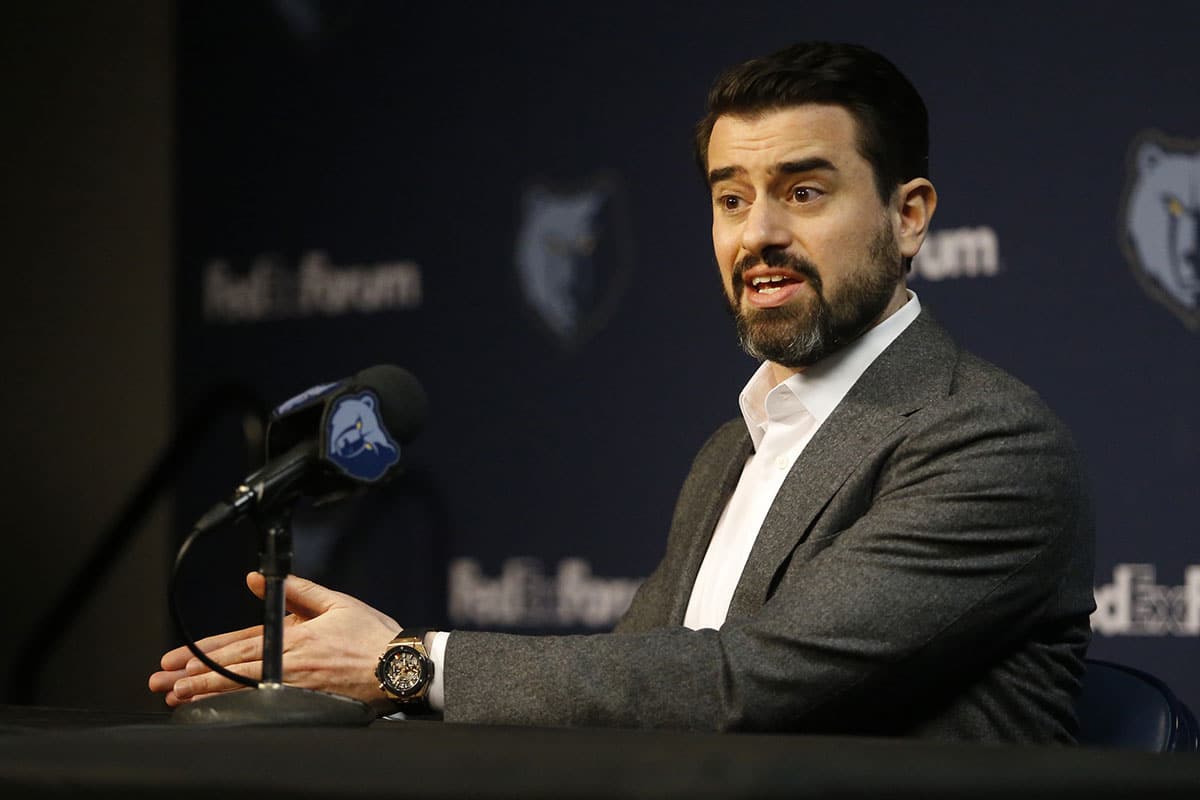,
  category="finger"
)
[246,571,266,599]
[186,691,222,704]
[165,689,224,708]
[183,611,308,674]
[174,663,260,700]
[246,572,339,619]
[160,644,195,671]
[159,623,264,670]
[285,574,344,618]
[149,668,187,693]
[185,634,267,675]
